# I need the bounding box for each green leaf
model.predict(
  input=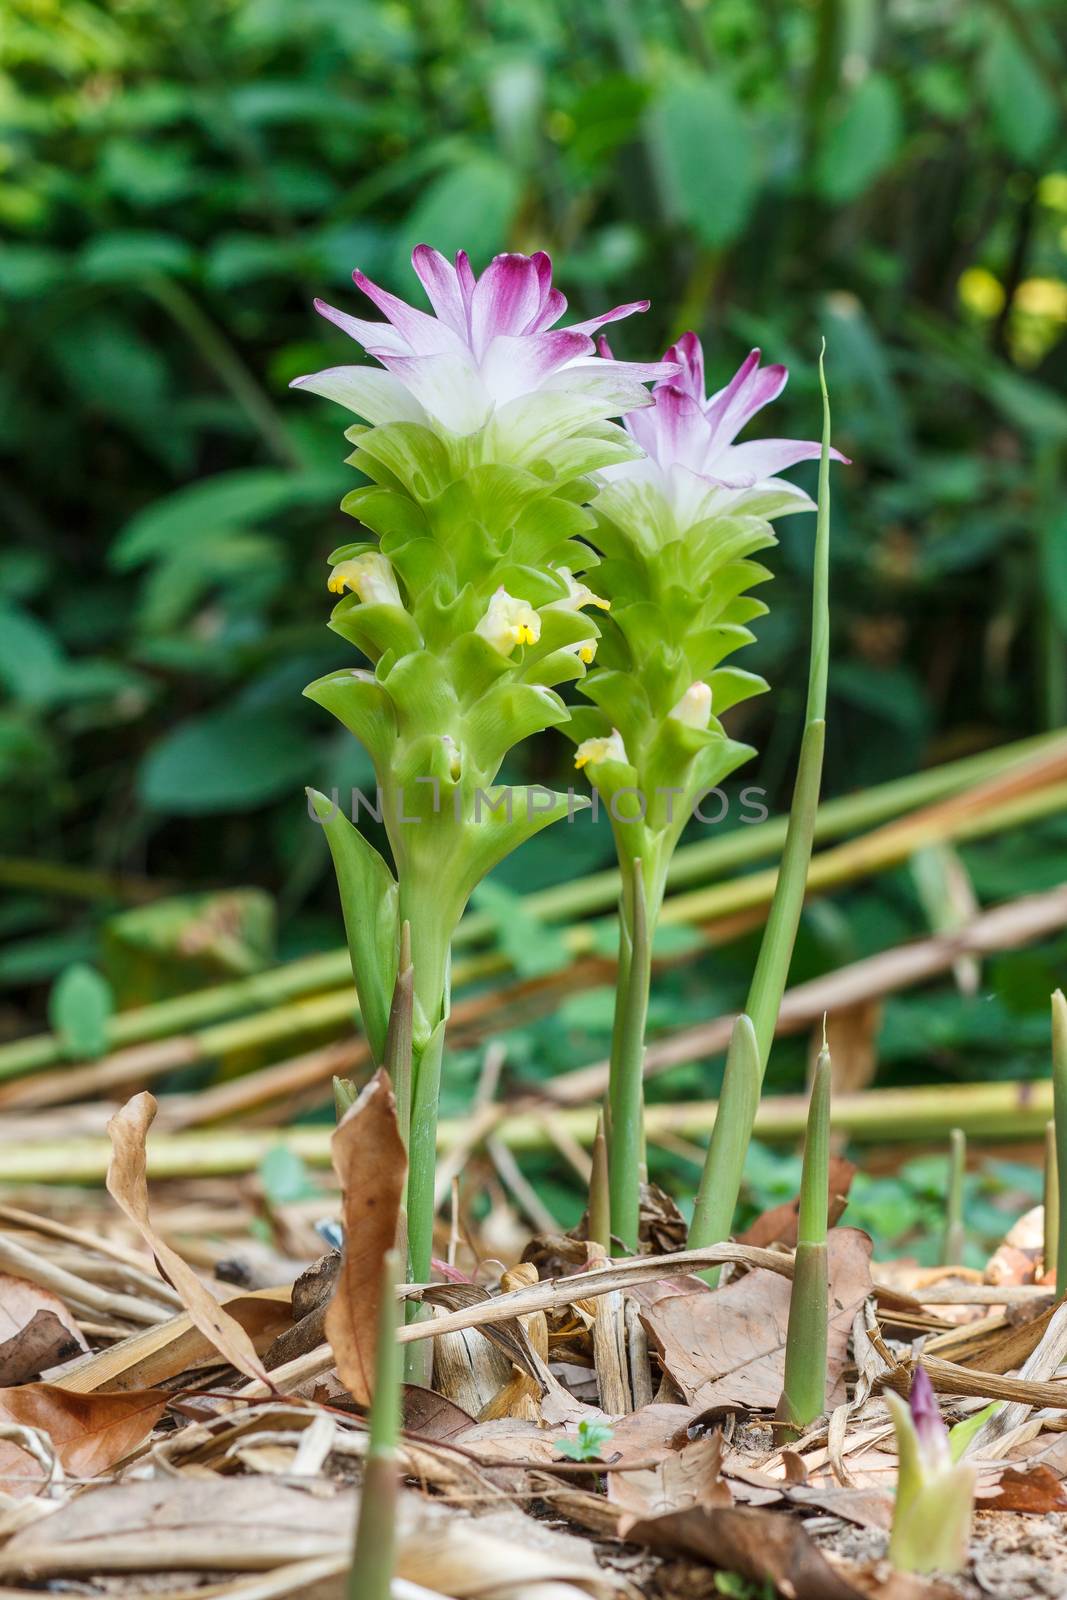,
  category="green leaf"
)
[79,231,196,281]
[48,963,114,1061]
[111,469,333,570]
[470,878,570,978]
[983,20,1056,162]
[0,604,65,706]
[816,74,902,203]
[259,1145,320,1206]
[139,706,319,813]
[948,1402,999,1461]
[553,1419,615,1462]
[653,71,757,247]
[393,155,522,276]
[308,788,399,1063]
